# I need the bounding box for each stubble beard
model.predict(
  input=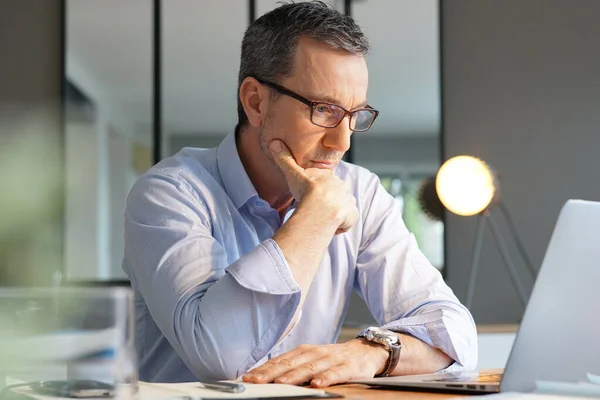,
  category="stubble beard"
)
[258,122,288,184]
